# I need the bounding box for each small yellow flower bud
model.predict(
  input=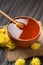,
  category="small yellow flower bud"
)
[30,57,41,65]
[15,58,25,65]
[31,42,41,50]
